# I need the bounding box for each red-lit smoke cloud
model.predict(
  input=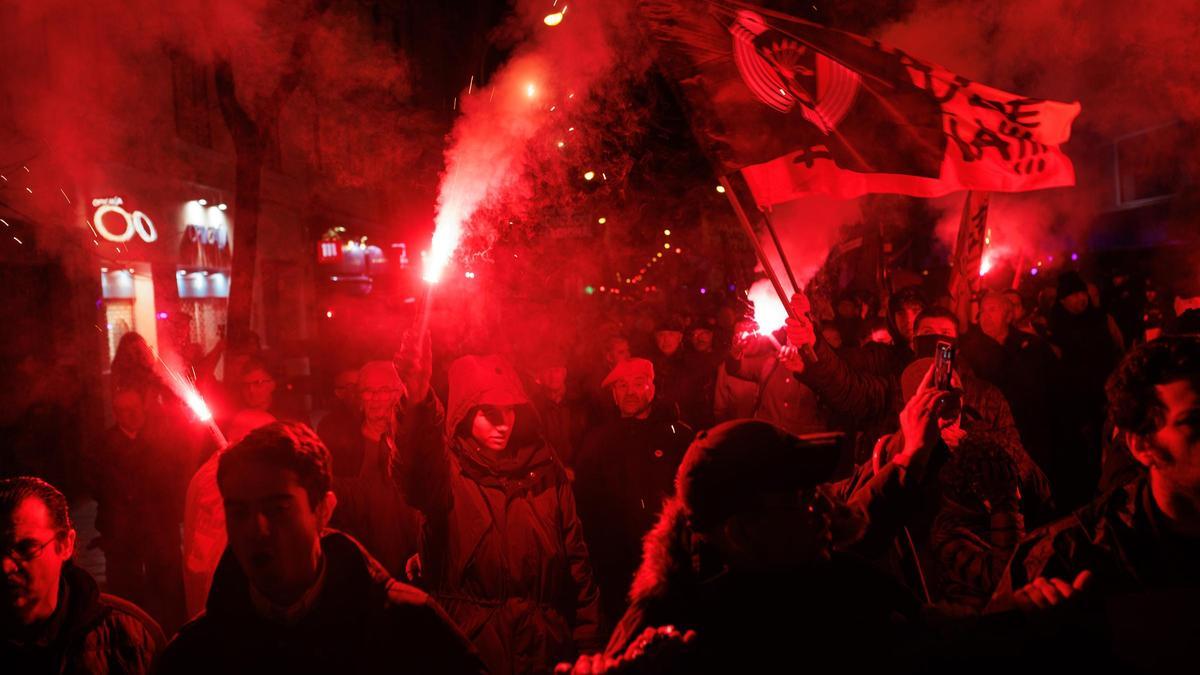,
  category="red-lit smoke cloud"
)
[425,0,640,282]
